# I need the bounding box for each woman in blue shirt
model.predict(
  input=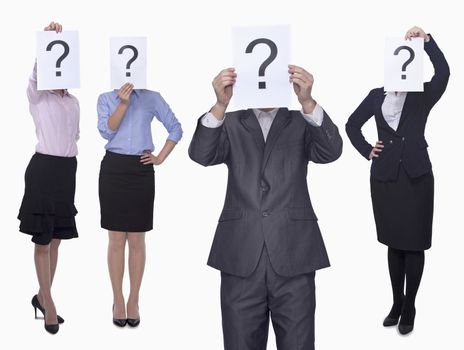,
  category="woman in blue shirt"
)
[97,82,182,327]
